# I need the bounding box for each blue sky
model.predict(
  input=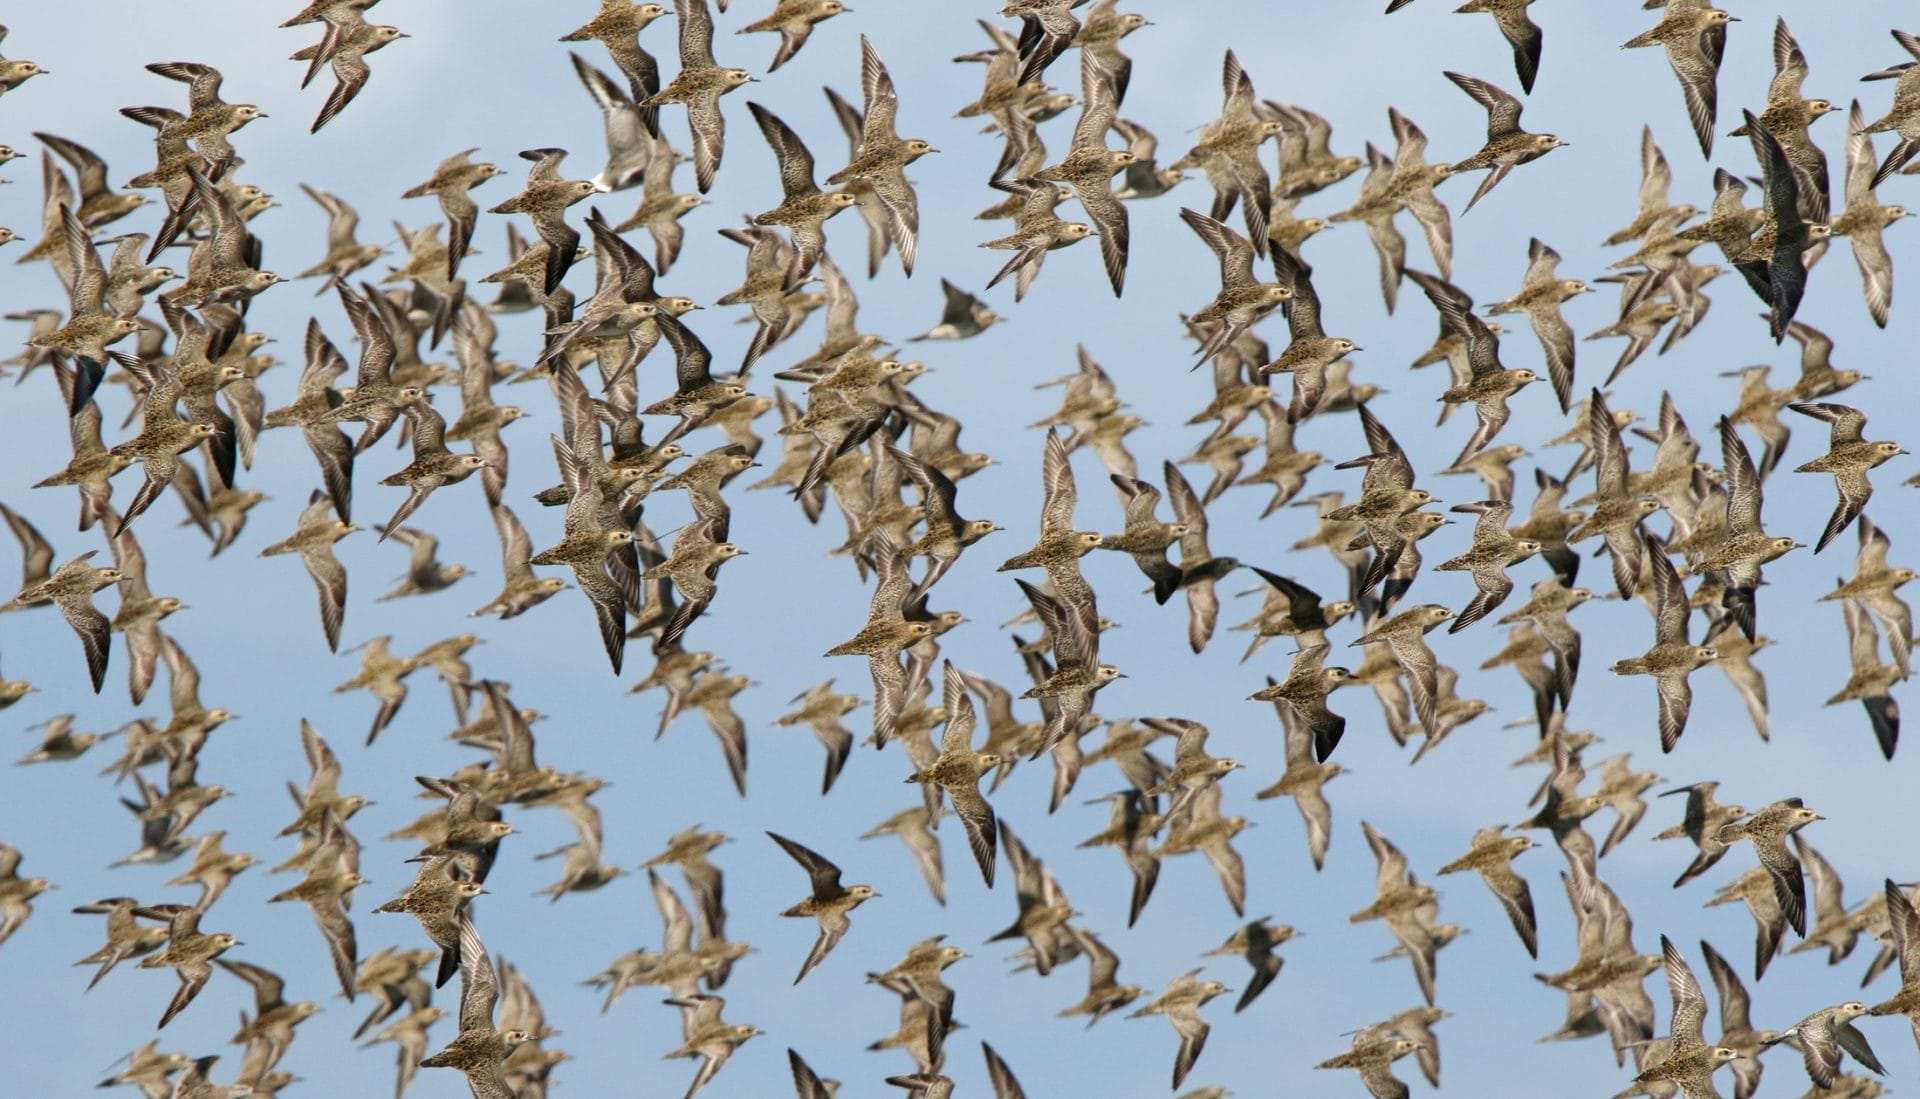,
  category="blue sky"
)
[1,0,1918,1095]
